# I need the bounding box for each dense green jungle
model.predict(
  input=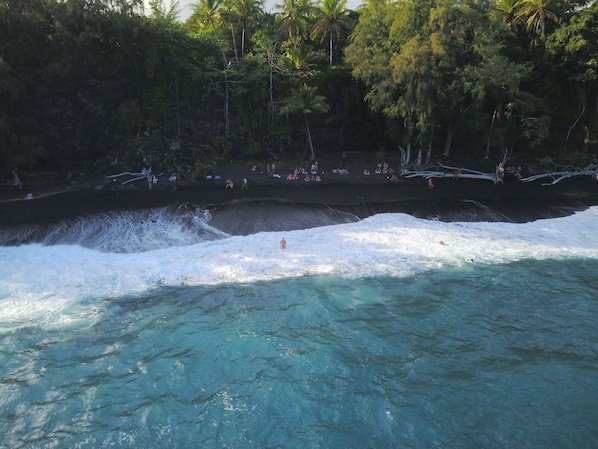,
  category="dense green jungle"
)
[1,0,597,185]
